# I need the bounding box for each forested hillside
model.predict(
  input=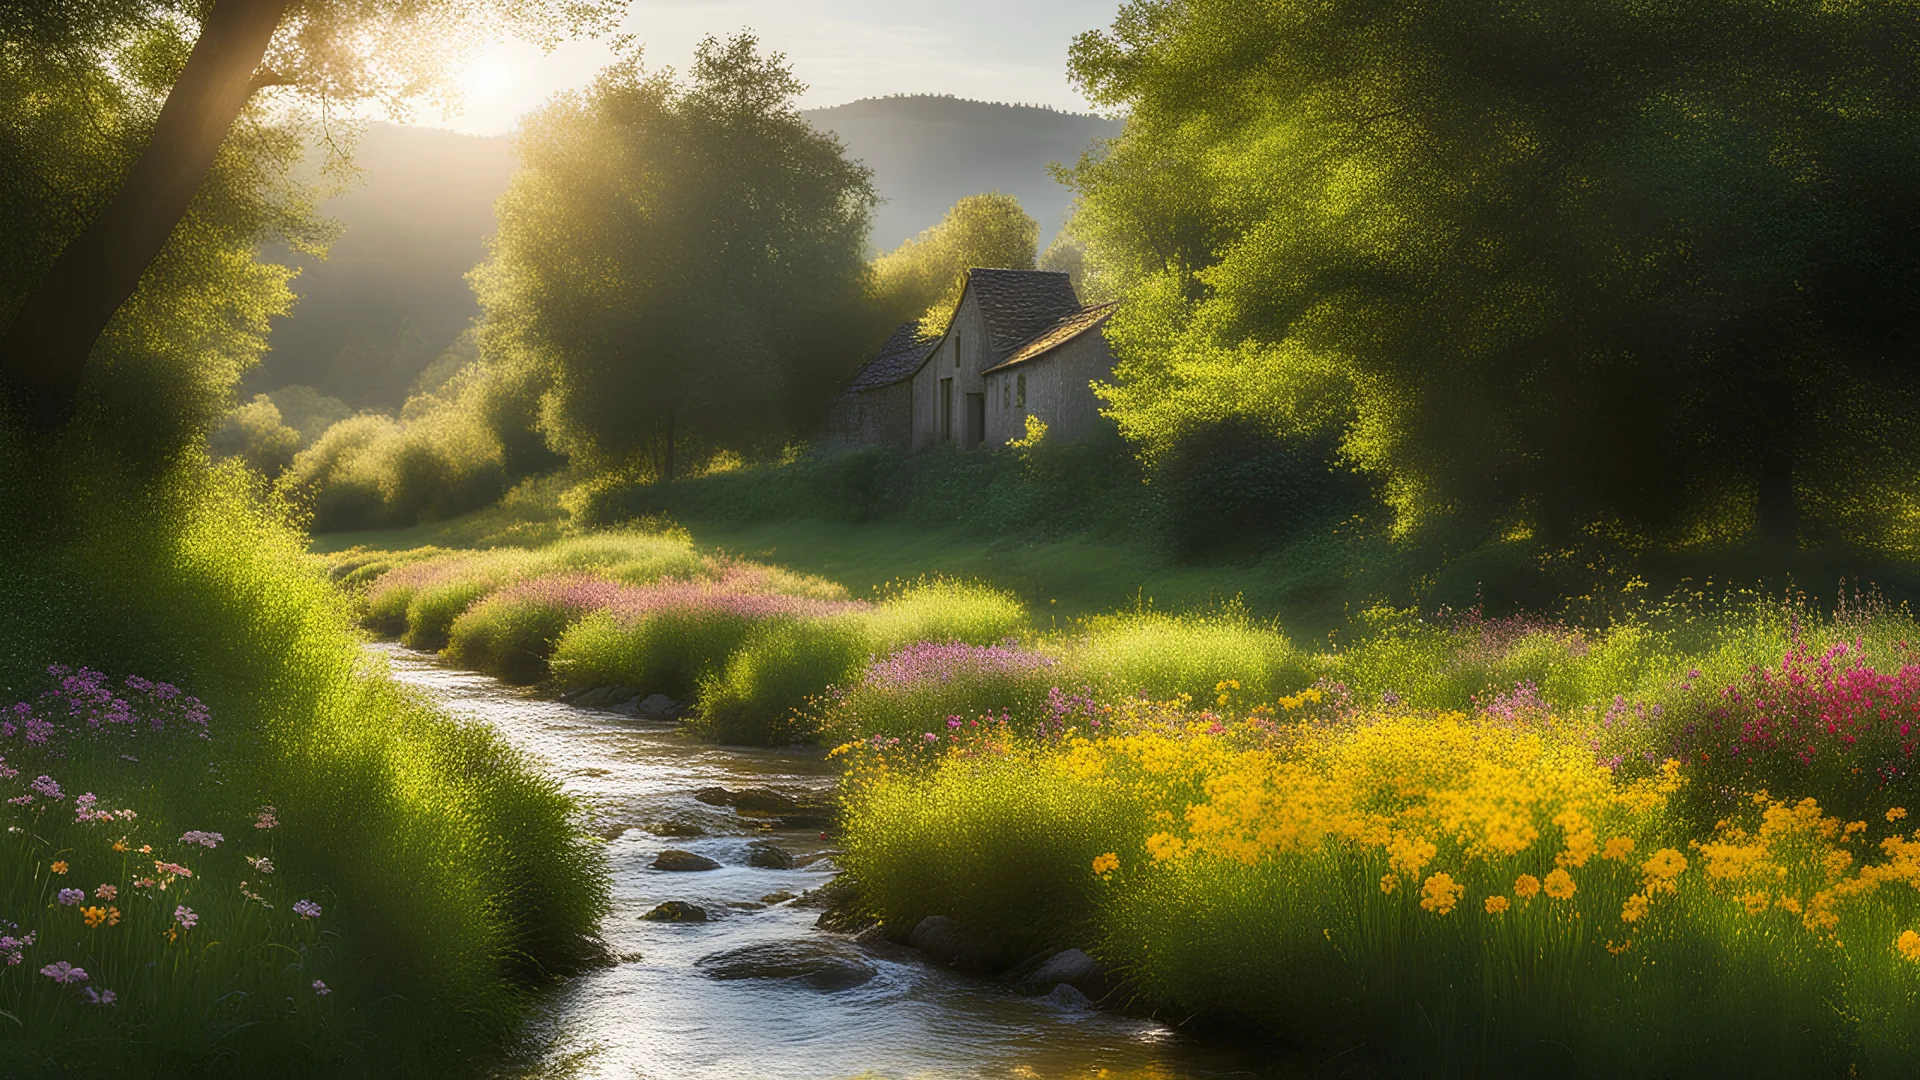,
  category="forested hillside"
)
[249,98,1118,410]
